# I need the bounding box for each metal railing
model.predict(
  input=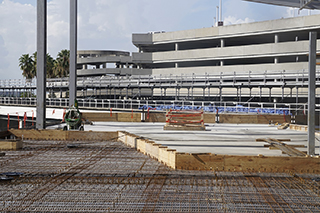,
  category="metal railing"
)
[1,69,320,90]
[0,96,314,115]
